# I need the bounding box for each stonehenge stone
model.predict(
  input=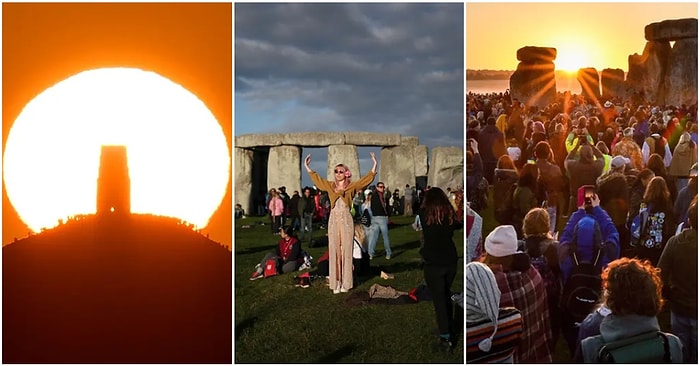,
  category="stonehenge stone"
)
[663,38,698,106]
[577,68,601,100]
[427,147,464,191]
[601,68,626,99]
[283,133,345,147]
[234,147,254,215]
[638,41,671,103]
[400,136,419,146]
[326,145,360,183]
[516,46,557,63]
[510,46,557,107]
[343,132,402,146]
[267,145,302,196]
[414,145,429,177]
[379,145,416,192]
[235,132,405,148]
[645,18,698,42]
[232,132,464,215]
[235,133,286,148]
